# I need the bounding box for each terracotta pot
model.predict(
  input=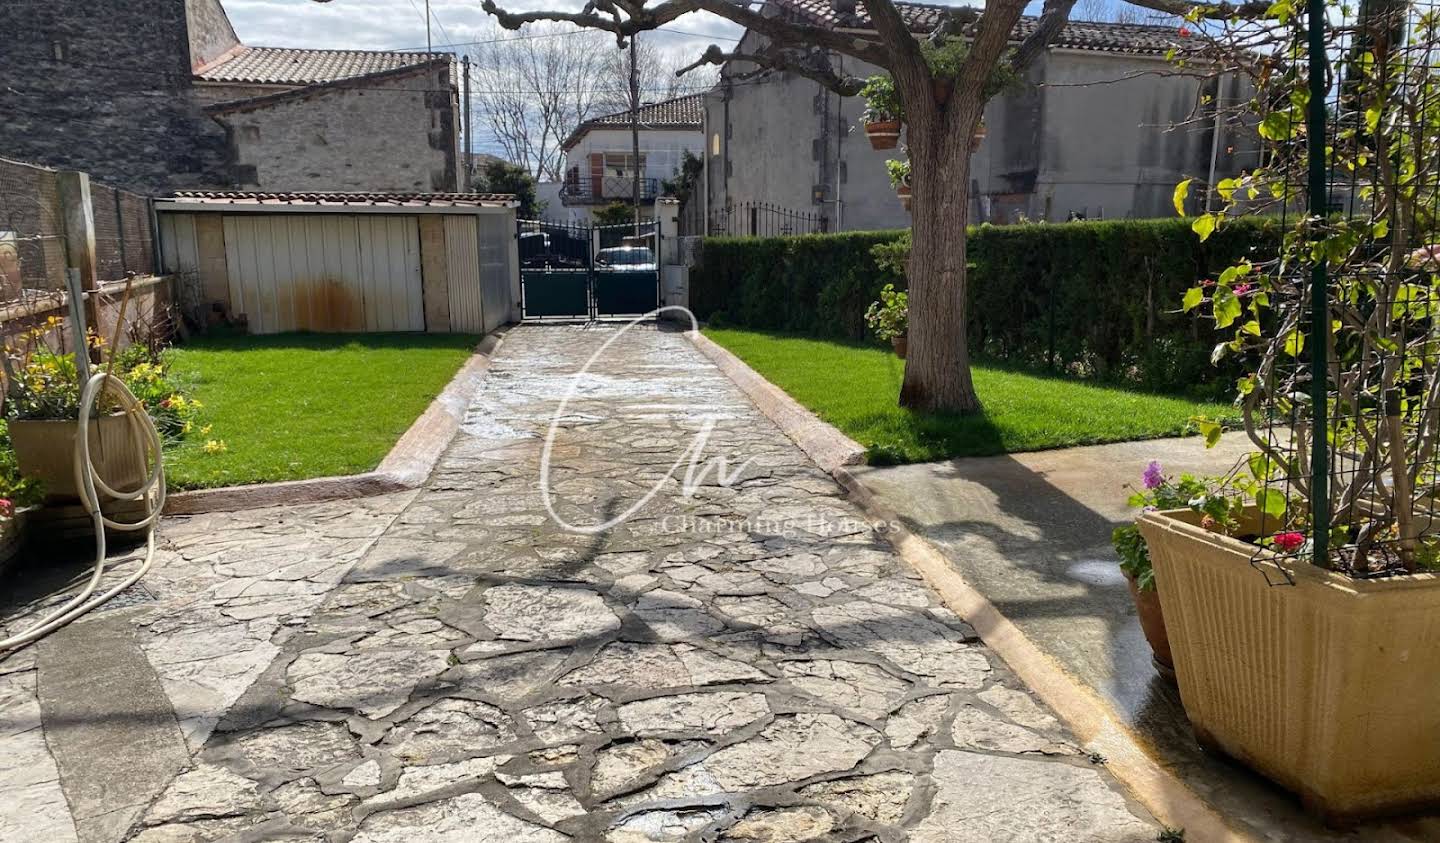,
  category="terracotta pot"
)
[10,414,149,503]
[896,184,912,213]
[891,334,908,359]
[971,121,987,153]
[864,120,901,151]
[1124,569,1175,682]
[1139,506,1440,824]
